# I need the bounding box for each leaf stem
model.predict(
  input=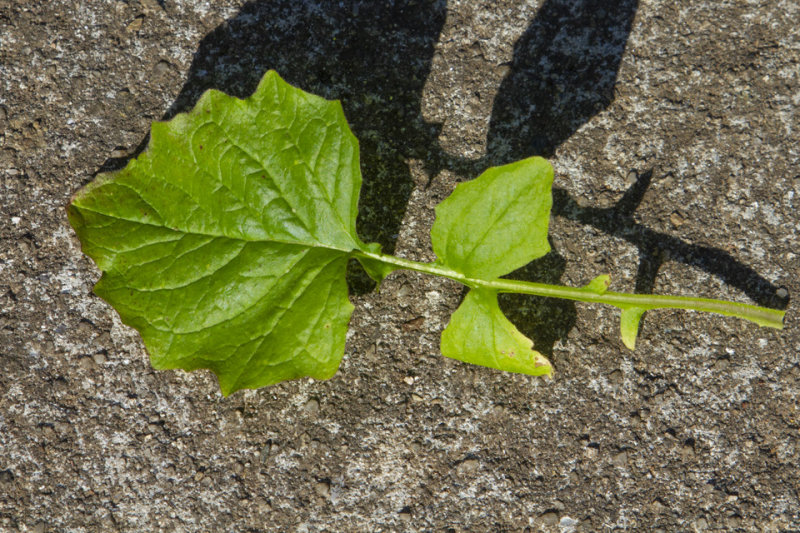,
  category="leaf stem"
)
[355,251,785,330]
